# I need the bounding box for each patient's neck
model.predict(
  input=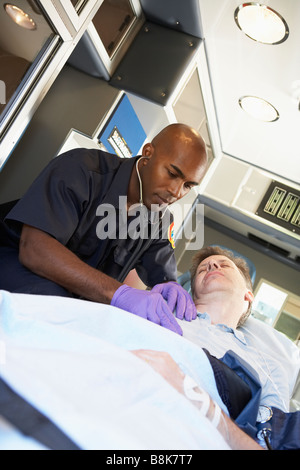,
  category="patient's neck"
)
[194,294,242,329]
